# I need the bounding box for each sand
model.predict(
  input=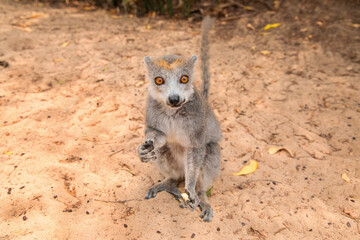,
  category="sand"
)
[0,0,359,239]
